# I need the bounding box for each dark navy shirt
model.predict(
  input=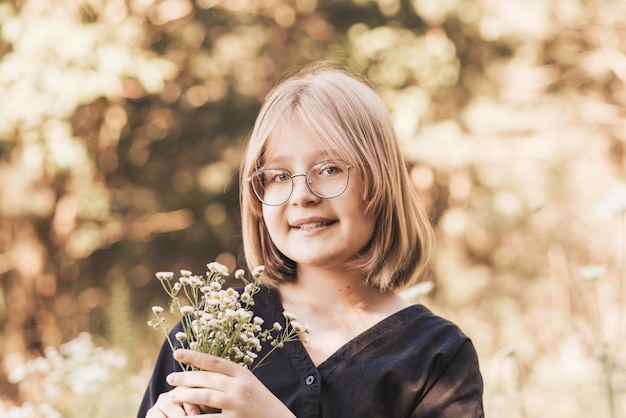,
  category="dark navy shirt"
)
[138,285,484,417]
